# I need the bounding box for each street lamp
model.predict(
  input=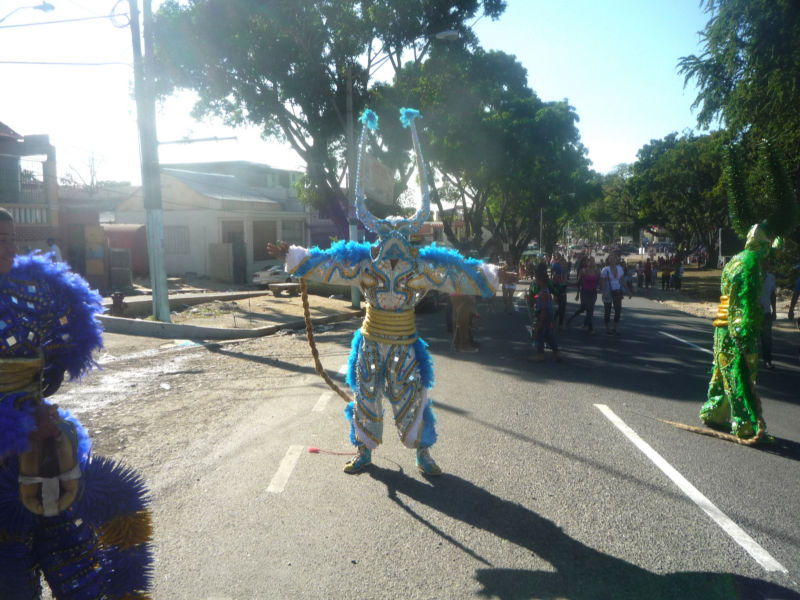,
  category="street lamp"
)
[435,29,459,41]
[0,2,54,24]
